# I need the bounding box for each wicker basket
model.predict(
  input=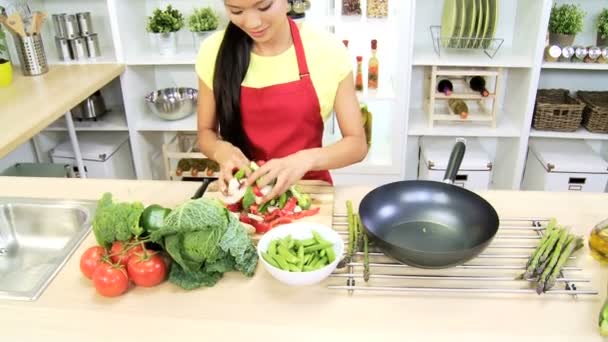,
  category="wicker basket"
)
[532,89,584,132]
[577,91,608,134]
